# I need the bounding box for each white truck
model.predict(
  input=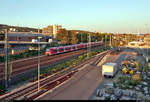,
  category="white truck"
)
[102,62,118,77]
